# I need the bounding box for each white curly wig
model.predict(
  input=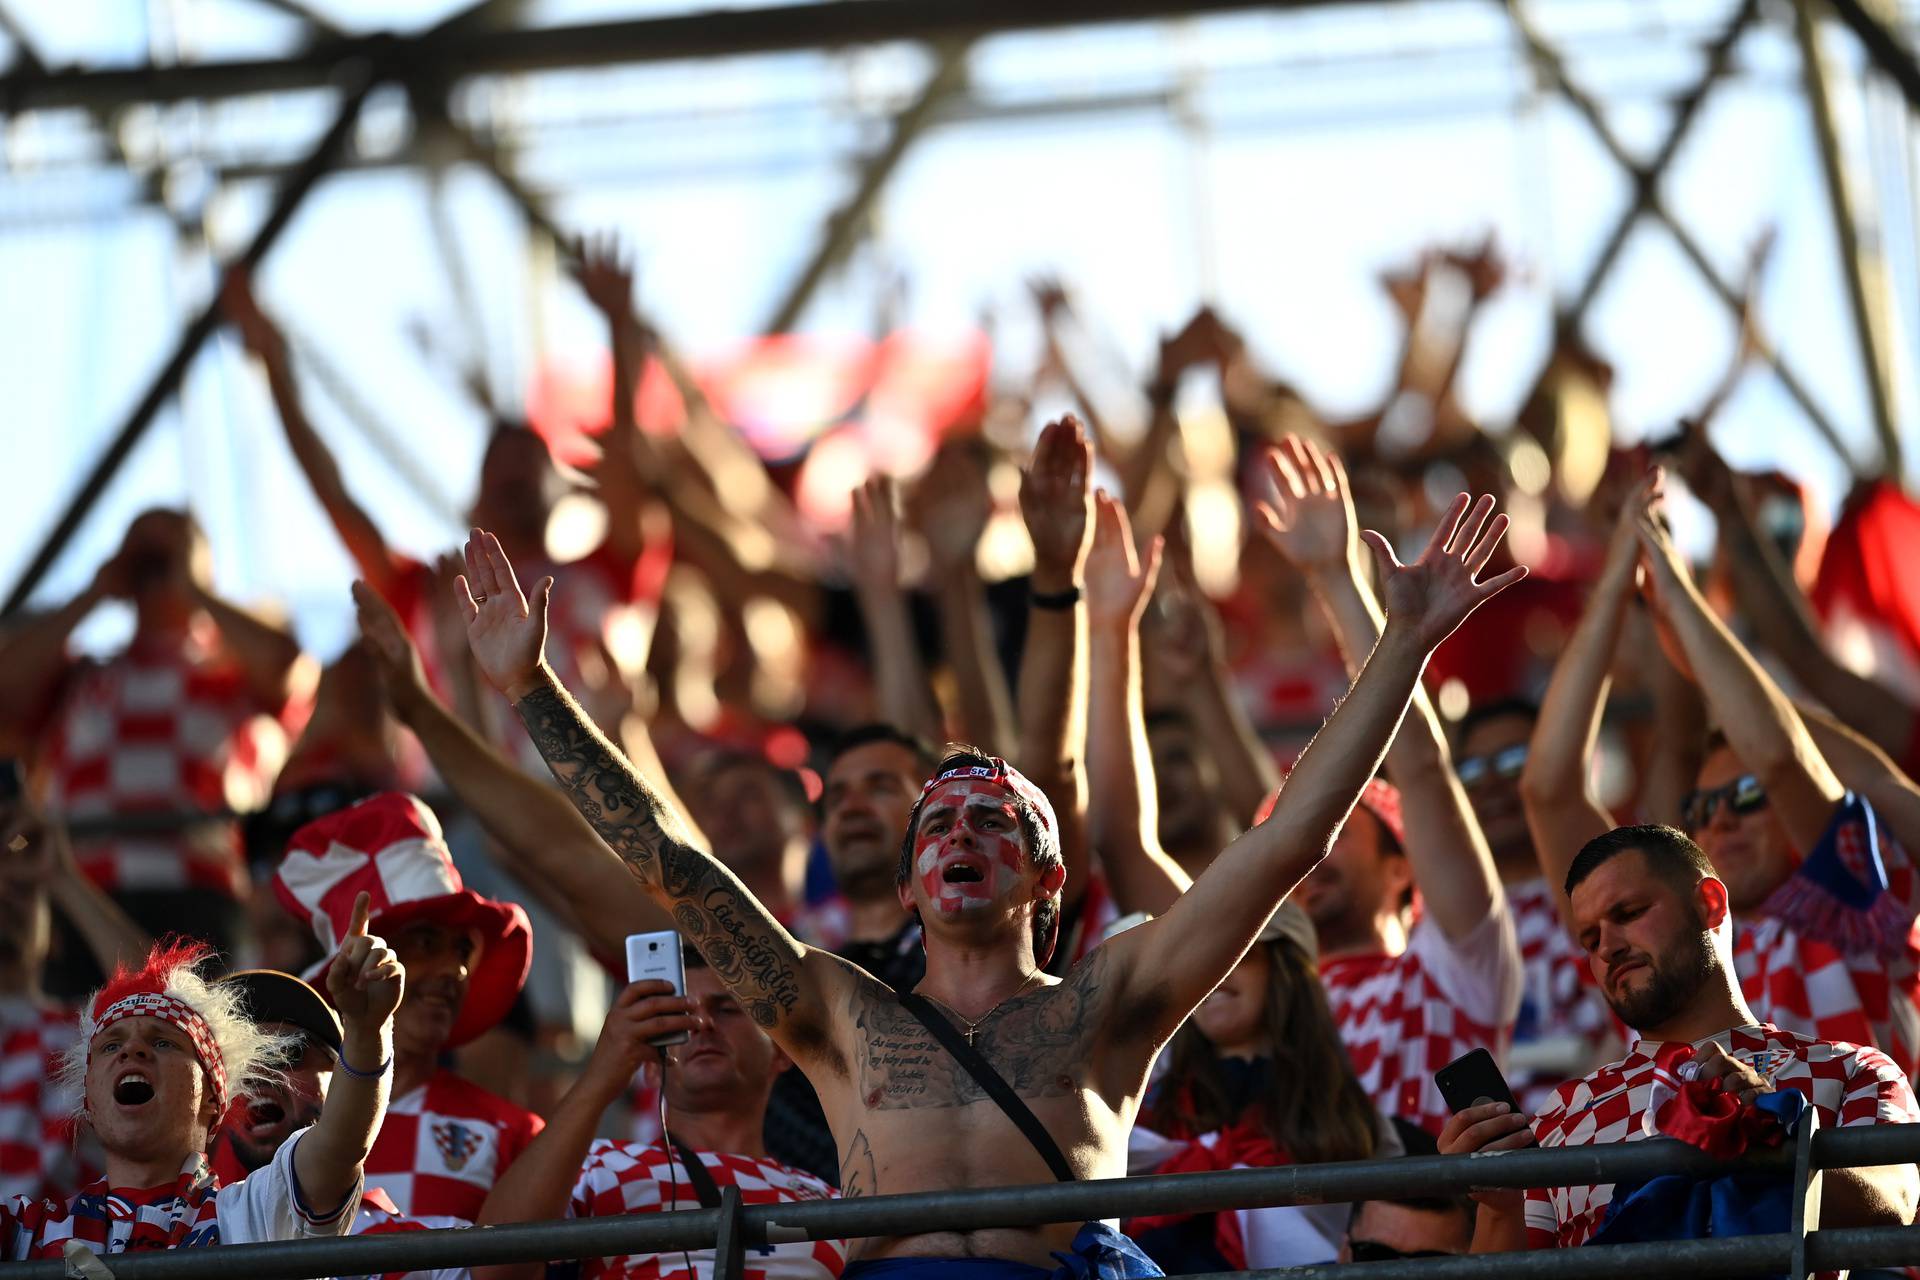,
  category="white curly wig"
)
[58,940,301,1128]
